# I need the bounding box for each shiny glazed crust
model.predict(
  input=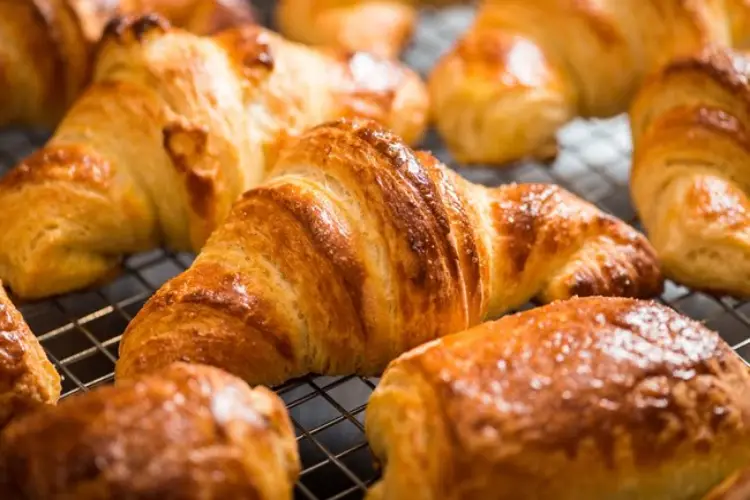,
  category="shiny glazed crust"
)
[429,0,750,165]
[116,119,662,387]
[0,362,299,499]
[366,297,750,500]
[0,0,255,128]
[0,284,60,427]
[0,15,428,300]
[631,46,750,297]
